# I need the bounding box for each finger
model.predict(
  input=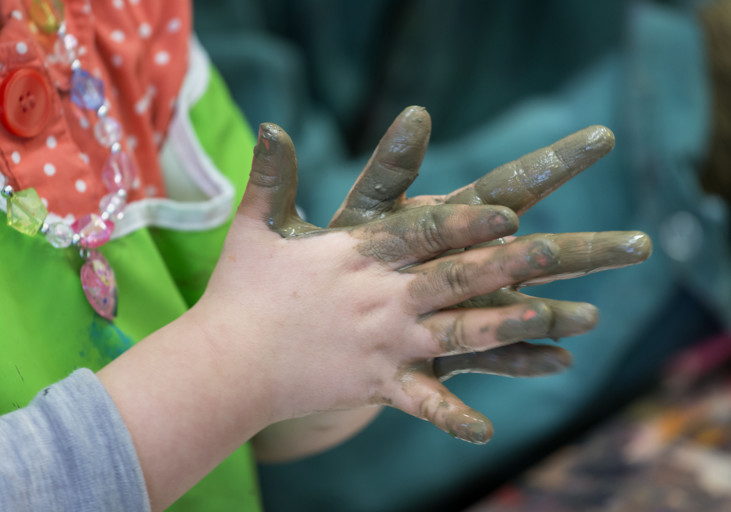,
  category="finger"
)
[351,204,518,267]
[419,301,554,356]
[433,342,573,381]
[330,106,432,227]
[445,125,615,215]
[396,371,493,444]
[406,231,650,312]
[463,289,599,339]
[516,231,652,286]
[406,236,561,312]
[240,123,317,237]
